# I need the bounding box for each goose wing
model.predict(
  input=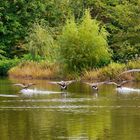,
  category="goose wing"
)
[27,83,35,87]
[57,81,65,86]
[95,81,108,86]
[65,80,76,85]
[49,81,60,85]
[49,81,67,86]
[13,83,25,88]
[84,82,93,86]
[84,81,107,87]
[120,80,132,86]
[120,69,140,75]
[105,82,118,86]
[14,83,35,88]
